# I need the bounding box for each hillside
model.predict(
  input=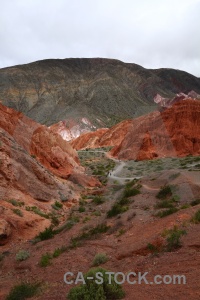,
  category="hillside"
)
[1,58,200,127]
